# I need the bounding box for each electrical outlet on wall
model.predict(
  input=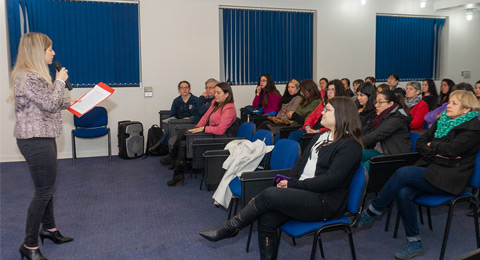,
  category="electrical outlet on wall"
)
[144,86,153,97]
[461,71,471,79]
